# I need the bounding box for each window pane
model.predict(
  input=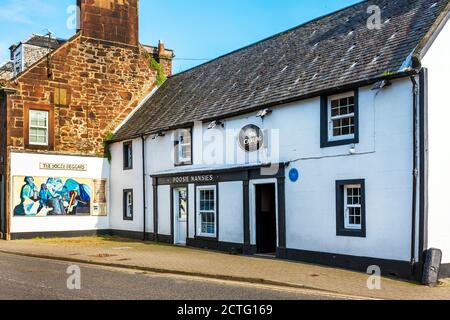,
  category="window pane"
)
[349,96,354,105]
[177,129,192,163]
[330,94,355,138]
[201,212,215,234]
[125,192,133,218]
[29,110,48,144]
[124,143,132,168]
[199,188,215,235]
